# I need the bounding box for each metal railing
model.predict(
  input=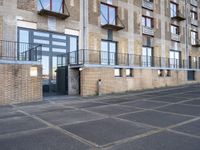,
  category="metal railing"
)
[142,26,154,36]
[190,0,198,7]
[0,40,42,61]
[58,49,200,70]
[142,0,154,10]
